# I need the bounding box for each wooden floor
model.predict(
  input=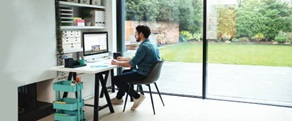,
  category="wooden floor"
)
[39,93,292,121]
